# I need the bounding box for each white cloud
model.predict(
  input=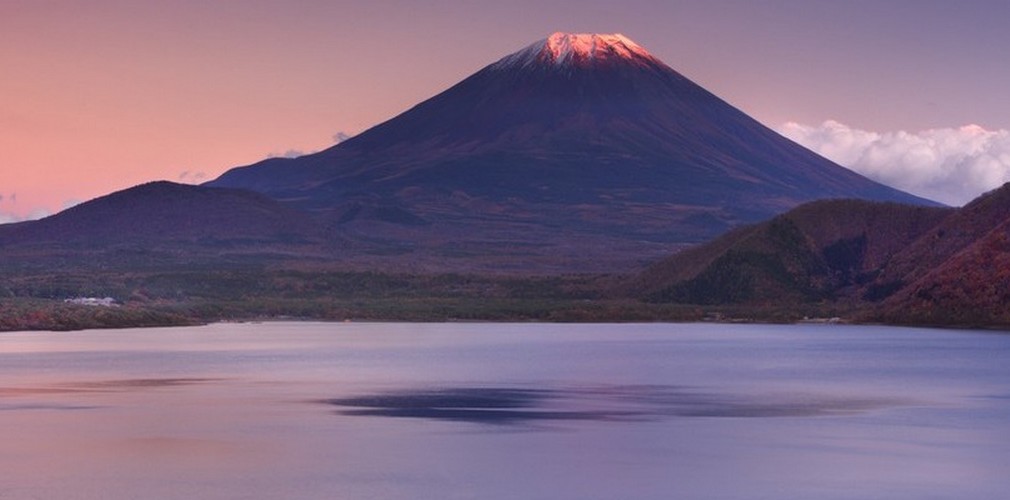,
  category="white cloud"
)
[27,208,50,220]
[265,149,312,160]
[178,170,207,183]
[0,207,48,224]
[1,193,18,224]
[778,120,1010,206]
[0,192,46,224]
[265,131,355,161]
